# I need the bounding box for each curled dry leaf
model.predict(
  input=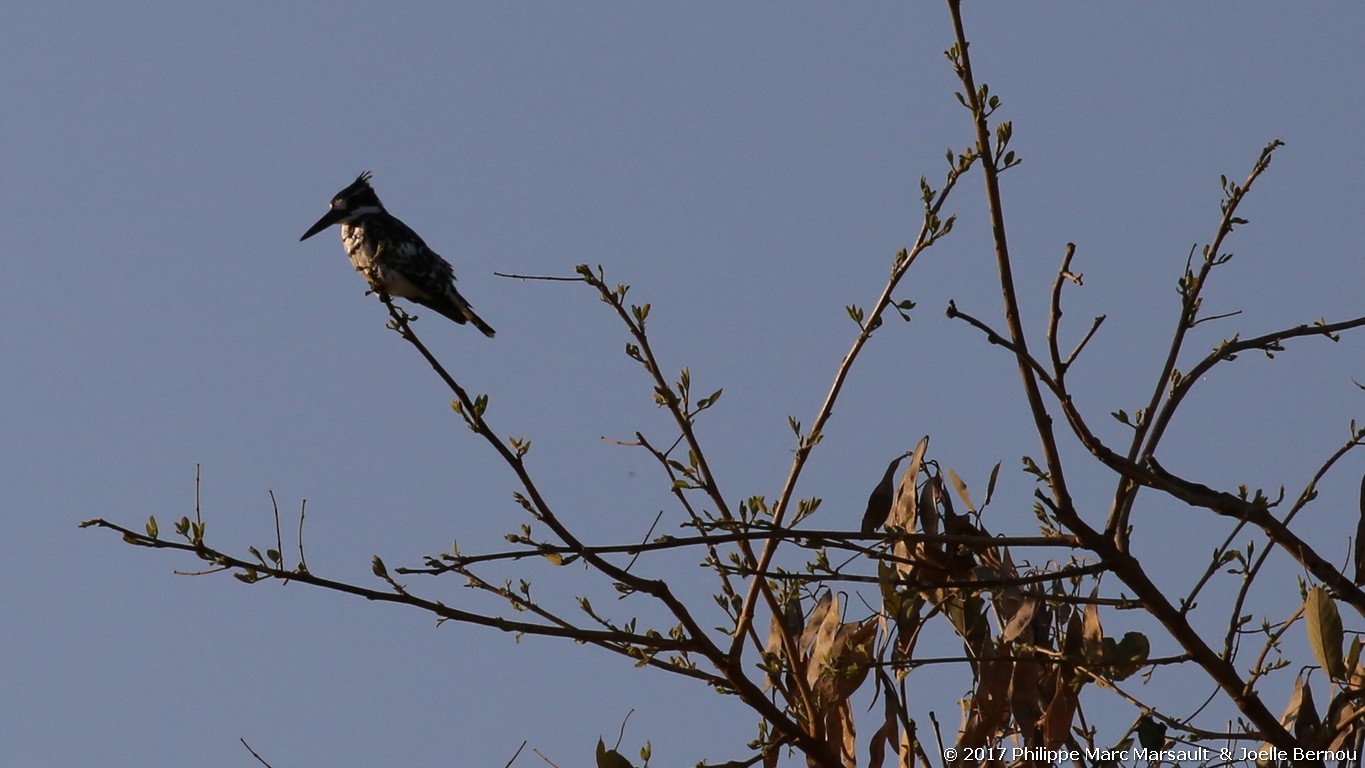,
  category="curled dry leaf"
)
[1258,674,1323,764]
[806,593,843,690]
[887,437,930,532]
[800,591,837,660]
[862,454,907,534]
[862,438,930,533]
